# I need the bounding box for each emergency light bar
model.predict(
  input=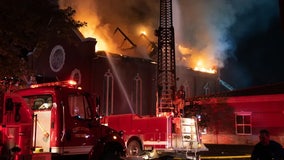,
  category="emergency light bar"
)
[30,80,78,88]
